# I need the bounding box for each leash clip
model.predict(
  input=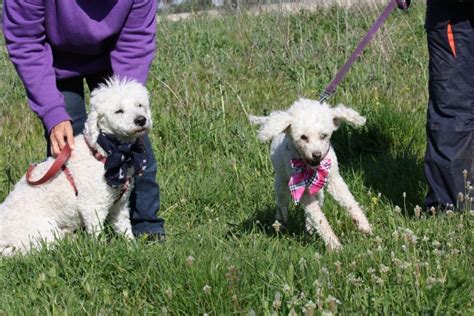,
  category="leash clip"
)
[319,91,331,103]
